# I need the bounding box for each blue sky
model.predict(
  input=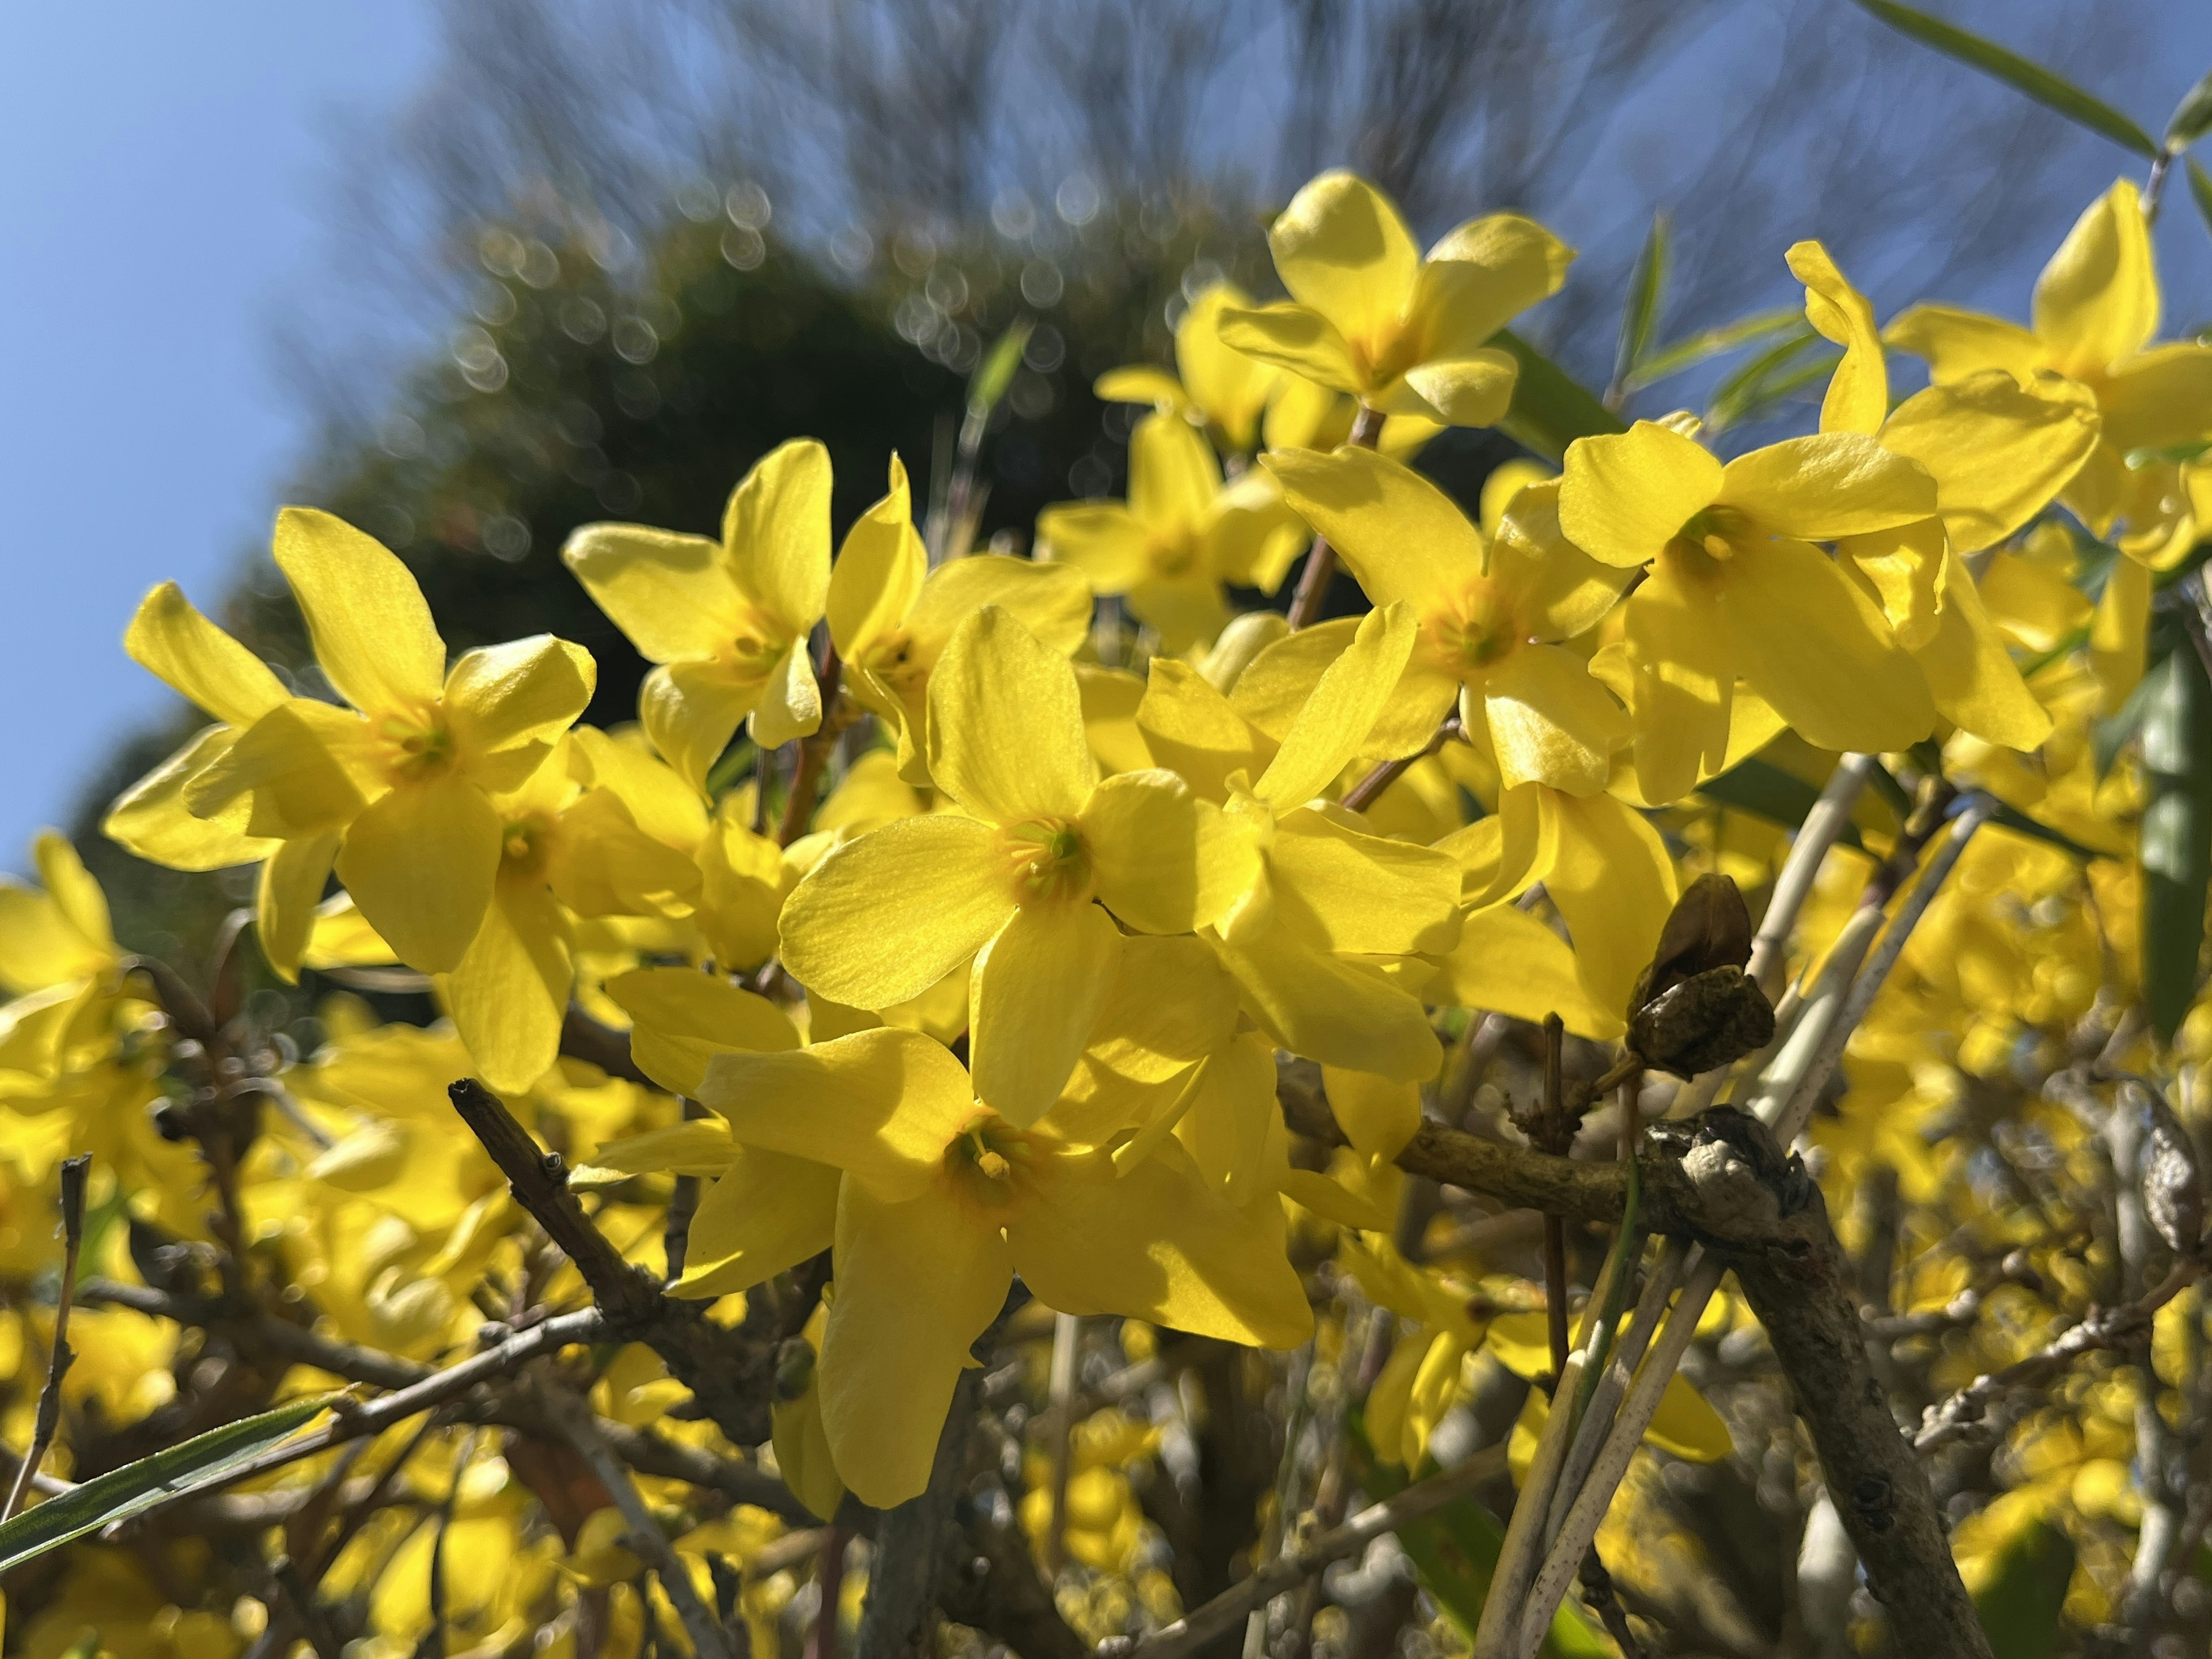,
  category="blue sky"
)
[0,2,432,869]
